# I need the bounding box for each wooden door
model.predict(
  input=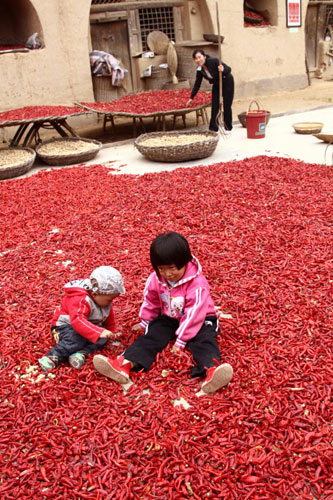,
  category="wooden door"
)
[90,20,133,91]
